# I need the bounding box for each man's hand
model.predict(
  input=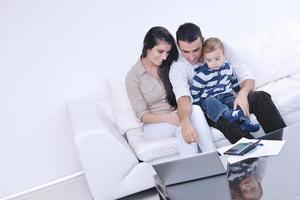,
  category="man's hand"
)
[234,79,255,116]
[177,96,199,144]
[234,90,250,116]
[181,118,199,144]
